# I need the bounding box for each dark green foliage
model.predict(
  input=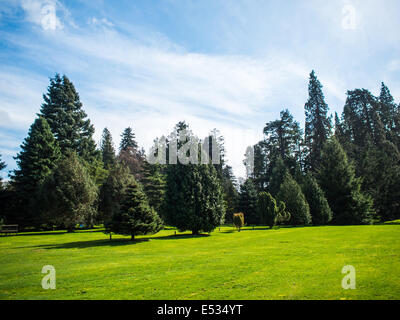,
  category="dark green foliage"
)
[120,127,138,151]
[277,173,311,226]
[233,213,244,231]
[99,164,135,225]
[304,70,332,172]
[268,157,287,197]
[41,152,98,231]
[257,192,278,228]
[302,174,332,225]
[361,129,400,221]
[39,74,98,161]
[221,165,238,224]
[162,123,225,234]
[141,161,166,216]
[237,178,258,225]
[11,117,61,228]
[163,162,225,234]
[100,128,116,169]
[252,109,304,194]
[340,86,400,221]
[106,179,163,240]
[317,137,375,225]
